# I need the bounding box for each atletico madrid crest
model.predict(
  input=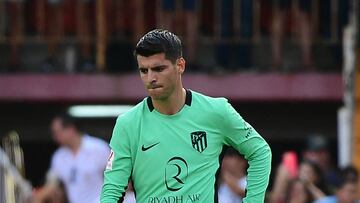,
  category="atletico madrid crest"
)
[190,131,207,153]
